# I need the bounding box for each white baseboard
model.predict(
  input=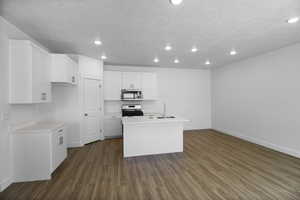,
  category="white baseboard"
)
[185,128,212,132]
[68,141,83,148]
[213,128,300,159]
[0,177,12,192]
